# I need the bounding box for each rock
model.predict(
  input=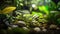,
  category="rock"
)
[11,25,18,28]
[33,27,41,32]
[15,10,30,14]
[49,24,57,29]
[43,23,47,28]
[17,21,26,27]
[31,20,40,27]
[23,27,28,30]
[41,26,47,32]
[42,28,47,32]
[56,27,60,30]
